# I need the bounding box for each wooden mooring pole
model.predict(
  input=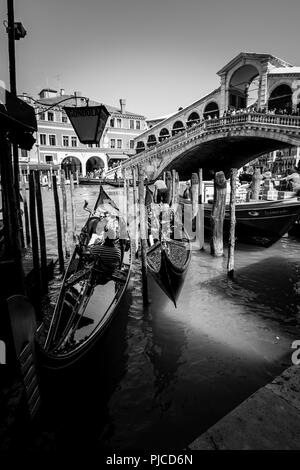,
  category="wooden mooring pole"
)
[227,168,237,277]
[60,170,70,258]
[165,171,172,205]
[29,171,42,295]
[132,166,138,248]
[138,165,149,305]
[21,175,30,246]
[250,168,262,201]
[69,173,77,244]
[198,168,204,250]
[52,175,65,273]
[210,171,227,257]
[34,171,48,293]
[0,133,25,295]
[191,172,199,239]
